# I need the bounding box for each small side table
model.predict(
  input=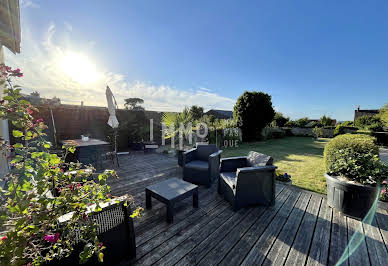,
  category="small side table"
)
[145,178,199,223]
